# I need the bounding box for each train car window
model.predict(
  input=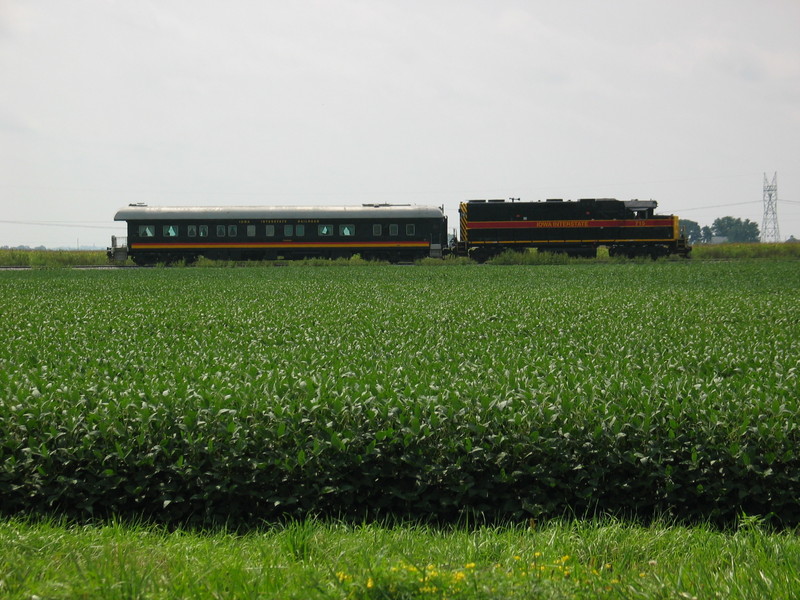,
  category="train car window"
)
[138,225,155,237]
[188,225,197,238]
[373,224,382,236]
[389,224,398,236]
[247,225,256,237]
[296,224,305,236]
[216,225,226,237]
[163,225,179,237]
[265,225,275,236]
[284,224,294,236]
[406,224,415,236]
[319,224,333,236]
[339,224,355,237]
[199,225,208,238]
[228,225,237,237]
